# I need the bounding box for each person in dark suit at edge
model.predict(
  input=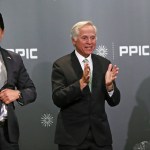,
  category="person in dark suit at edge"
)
[51,21,120,150]
[0,13,37,150]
